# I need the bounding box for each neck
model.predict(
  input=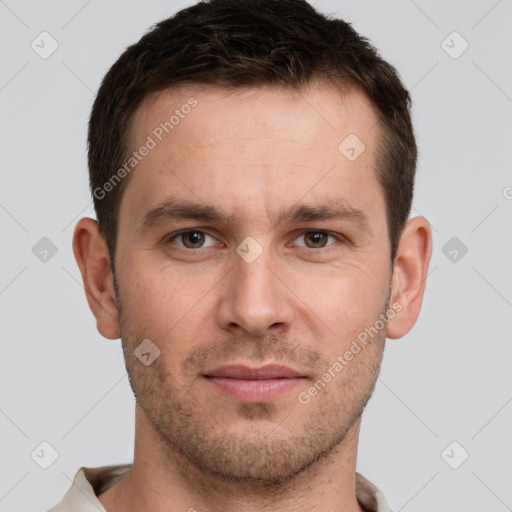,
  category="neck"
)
[98,404,365,512]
